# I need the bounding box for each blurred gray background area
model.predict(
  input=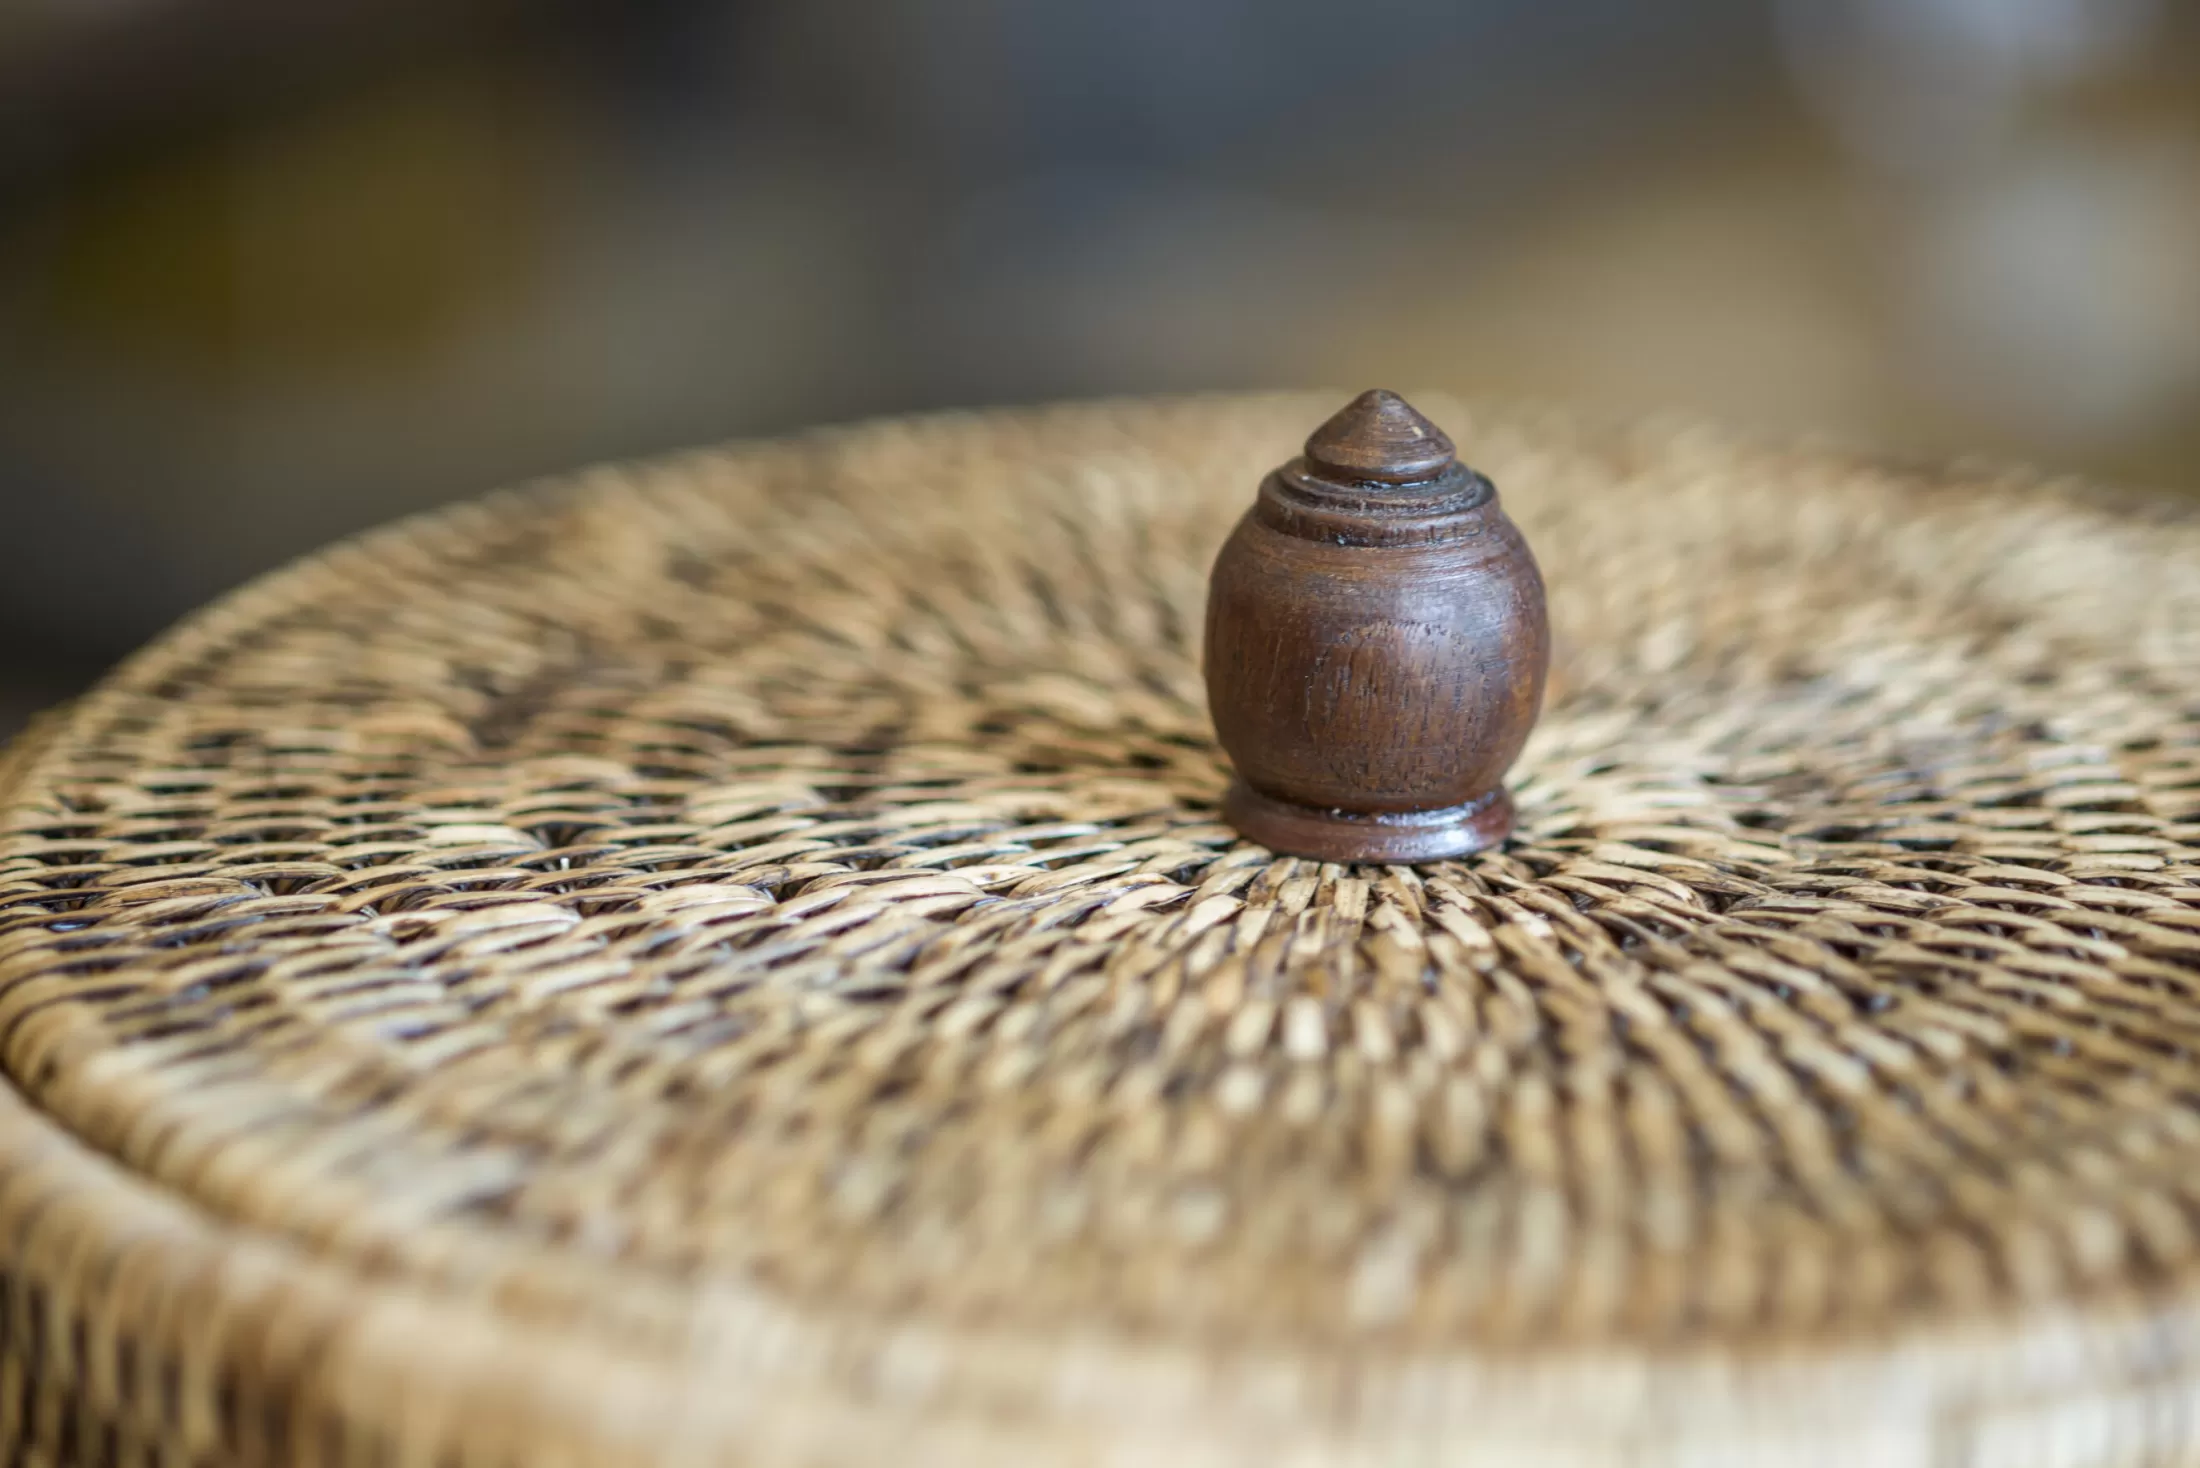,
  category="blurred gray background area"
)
[3,0,2198,735]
